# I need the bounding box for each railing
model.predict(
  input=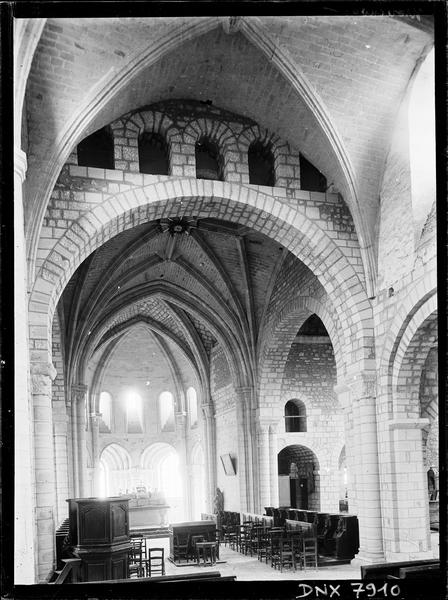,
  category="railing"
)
[50,558,81,584]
